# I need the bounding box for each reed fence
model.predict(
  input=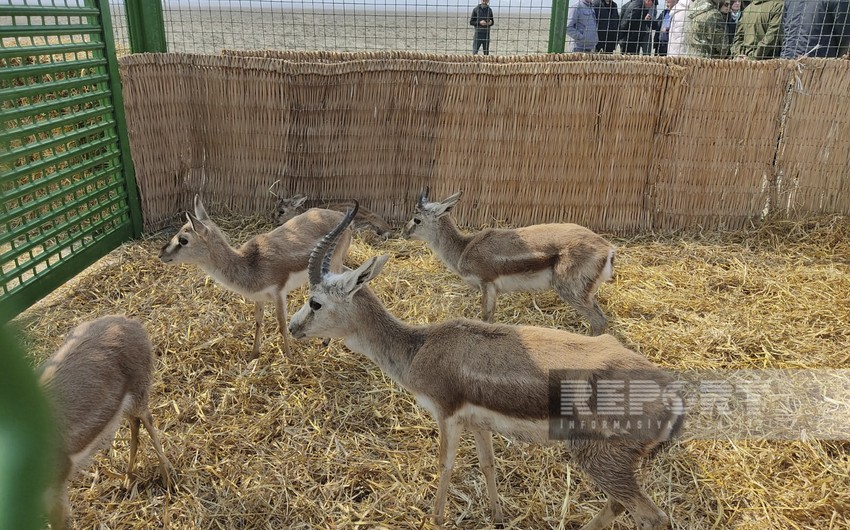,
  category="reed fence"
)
[118,52,850,233]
